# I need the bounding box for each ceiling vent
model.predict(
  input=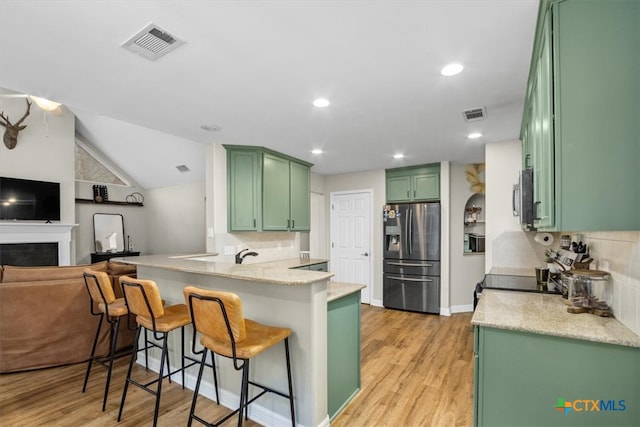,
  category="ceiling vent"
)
[122,23,184,61]
[176,165,190,173]
[462,107,487,122]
